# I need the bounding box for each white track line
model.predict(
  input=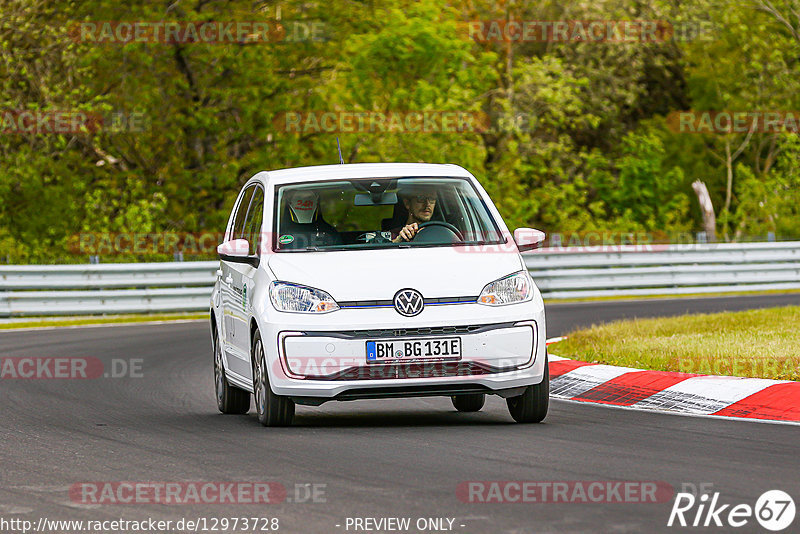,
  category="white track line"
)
[0,319,206,333]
